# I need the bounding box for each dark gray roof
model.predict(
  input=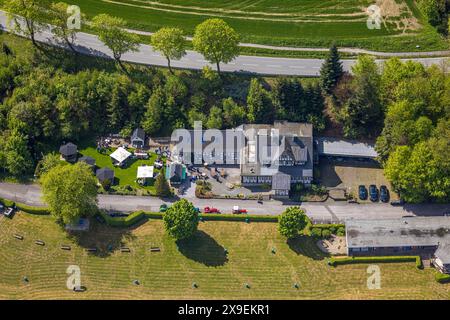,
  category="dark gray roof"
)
[131,128,145,141]
[241,124,313,177]
[96,167,114,182]
[272,172,291,190]
[285,136,308,162]
[172,129,245,152]
[346,217,450,249]
[59,142,77,156]
[79,156,95,166]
